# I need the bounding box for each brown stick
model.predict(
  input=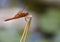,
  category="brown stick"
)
[20,15,32,42]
